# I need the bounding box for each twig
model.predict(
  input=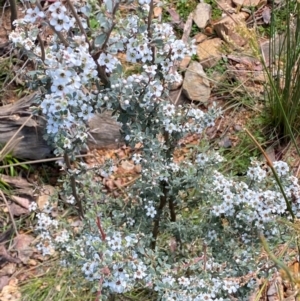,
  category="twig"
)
[168,198,176,222]
[173,86,183,106]
[110,175,140,192]
[0,153,93,169]
[96,215,106,241]
[151,181,168,250]
[9,0,18,30]
[65,0,91,49]
[64,153,84,218]
[0,190,19,236]
[147,0,155,64]
[36,34,45,62]
[95,277,103,301]
[36,0,69,48]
